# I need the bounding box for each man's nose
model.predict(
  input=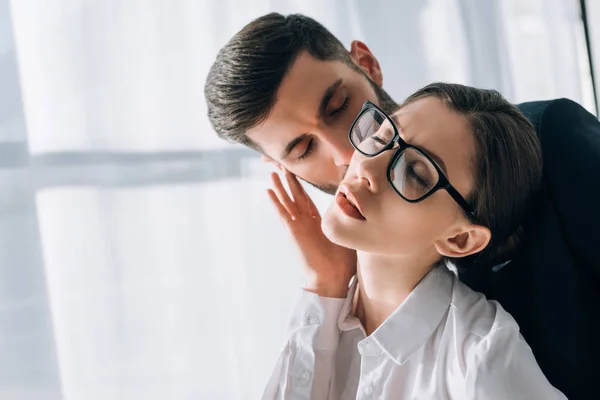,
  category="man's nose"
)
[328,137,355,166]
